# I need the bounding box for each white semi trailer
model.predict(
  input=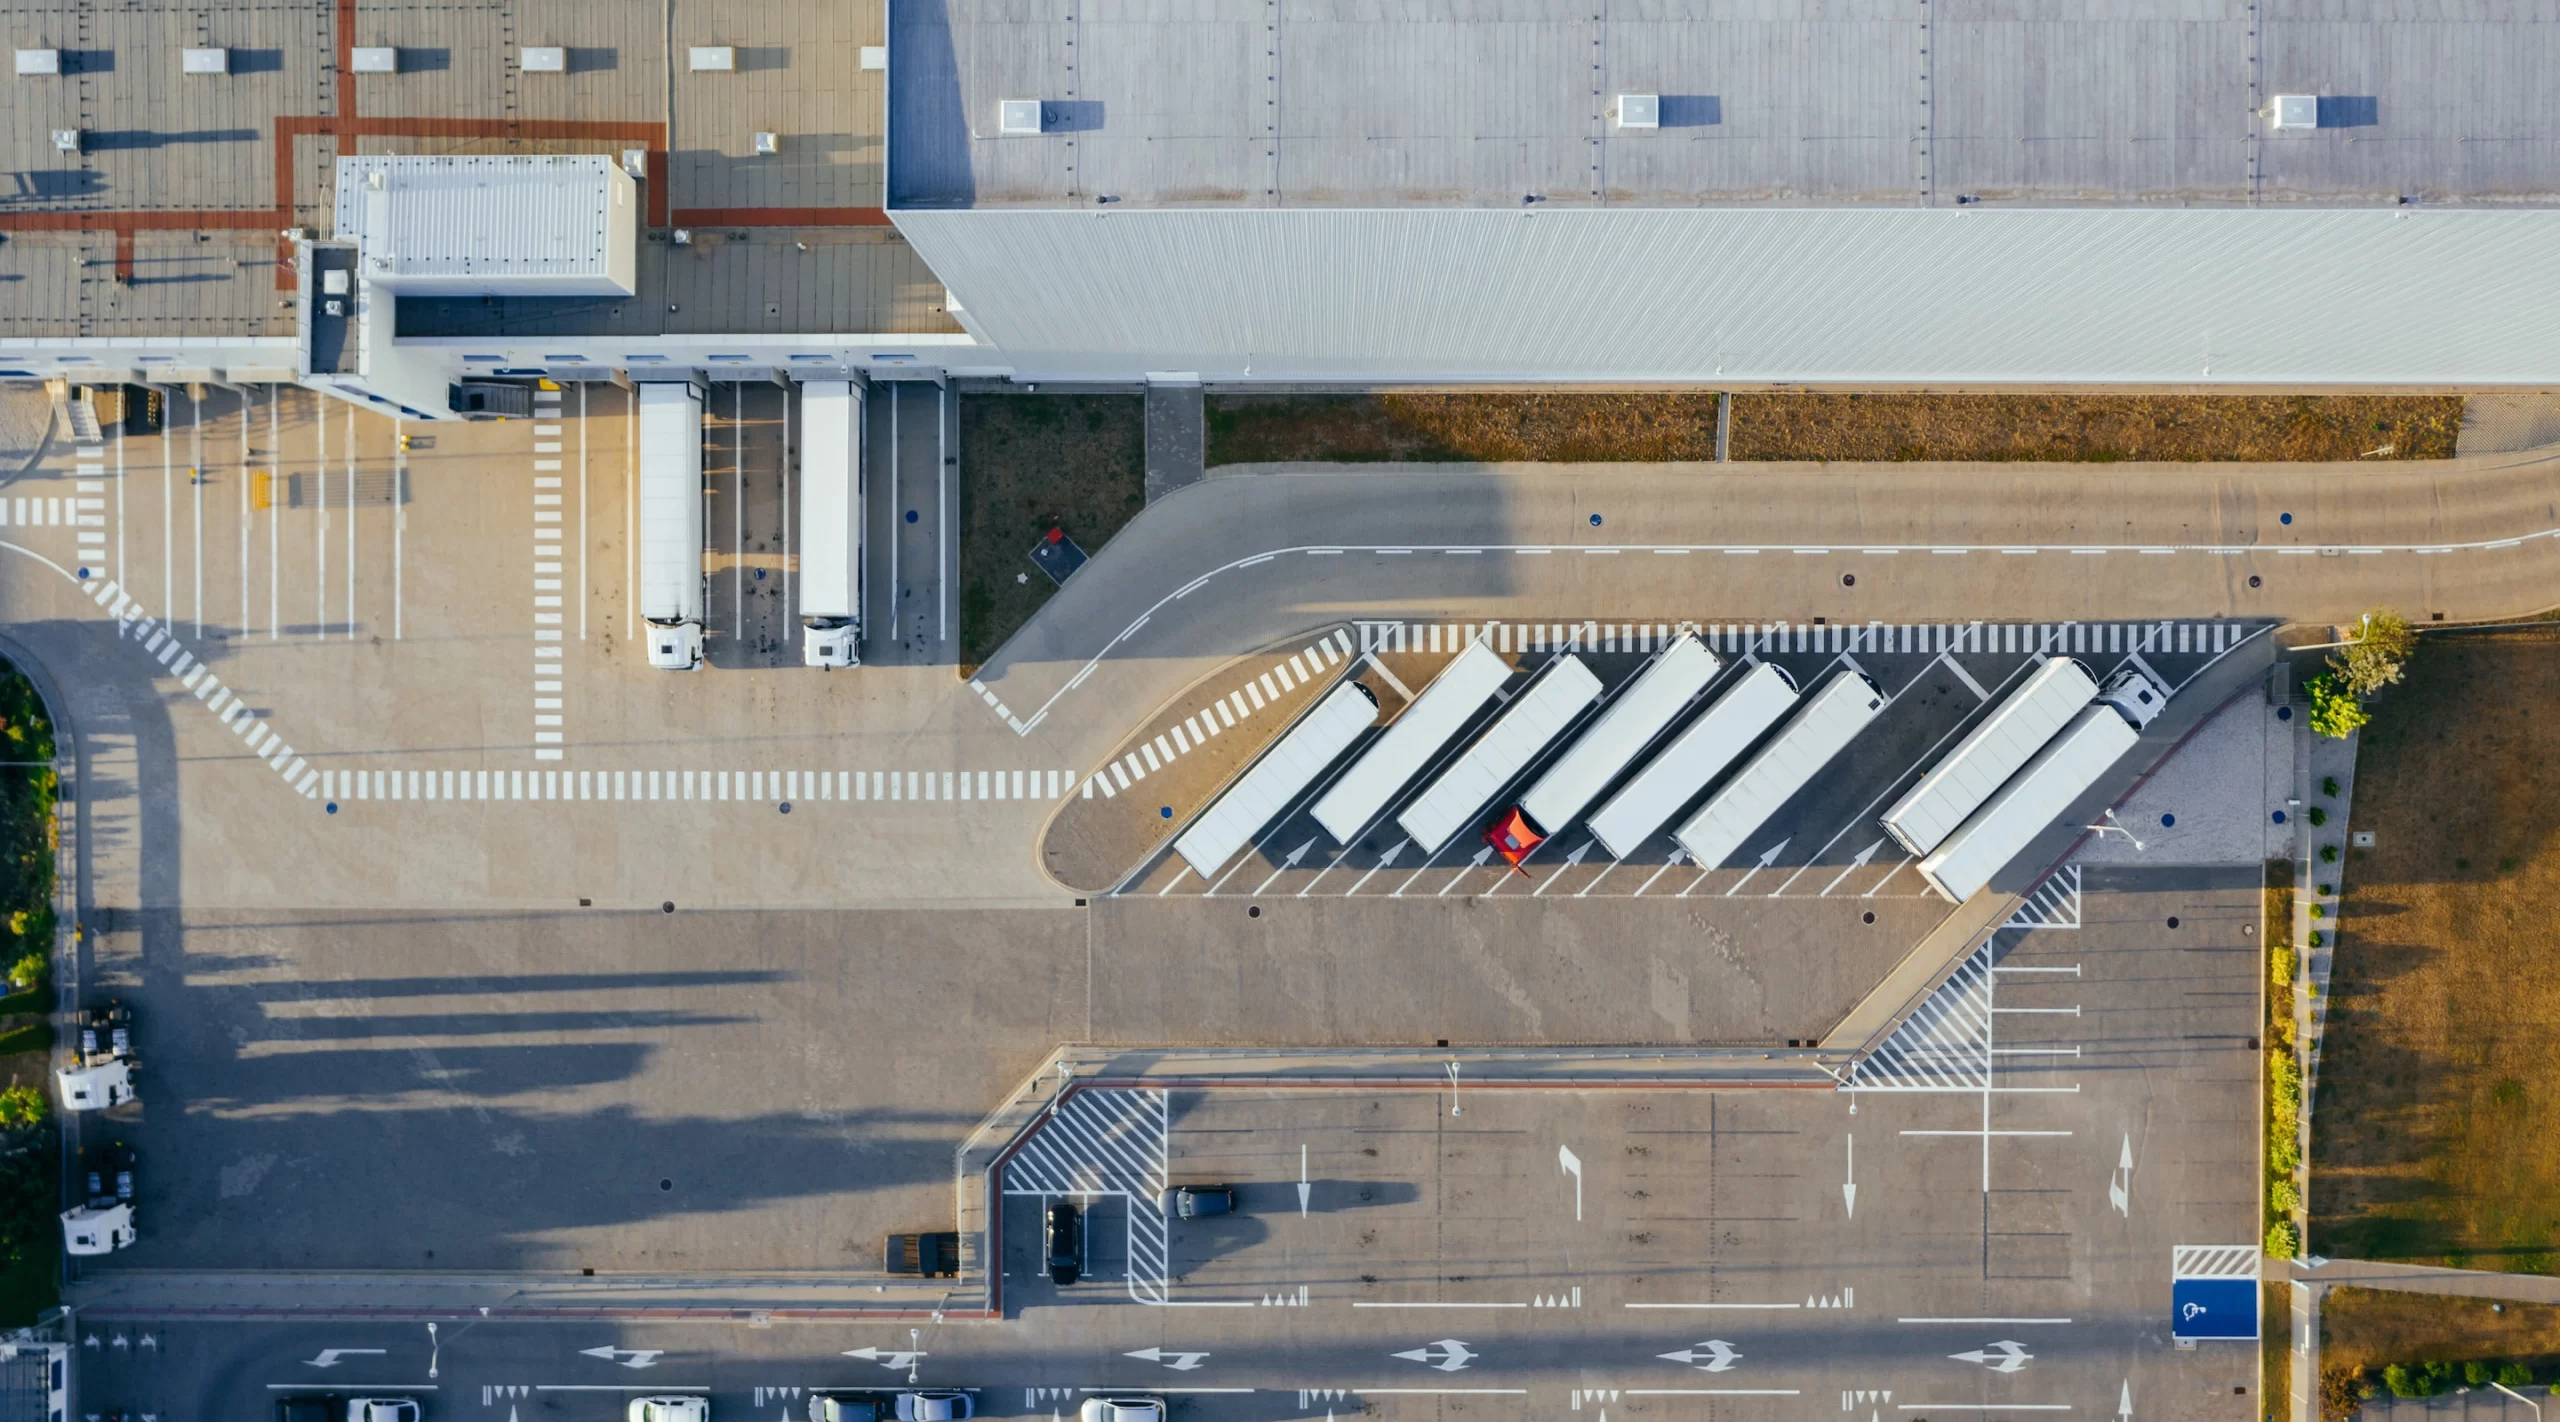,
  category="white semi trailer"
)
[1880,656,2100,857]
[637,382,707,670]
[1310,641,1511,844]
[1673,670,1885,869]
[1515,633,1721,839]
[1585,661,1798,860]
[1176,679,1381,880]
[1917,668,2169,903]
[1395,655,1603,854]
[798,380,864,668]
